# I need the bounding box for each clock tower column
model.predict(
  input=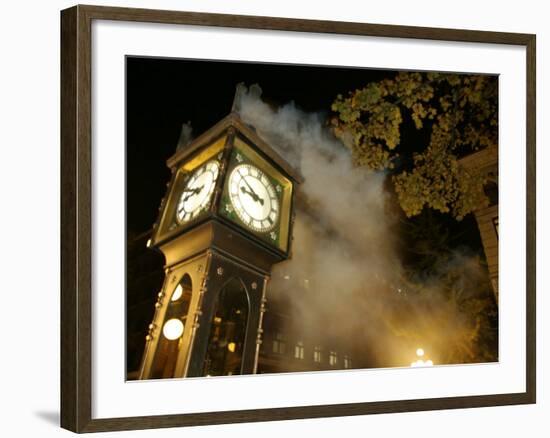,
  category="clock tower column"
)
[139,107,301,379]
